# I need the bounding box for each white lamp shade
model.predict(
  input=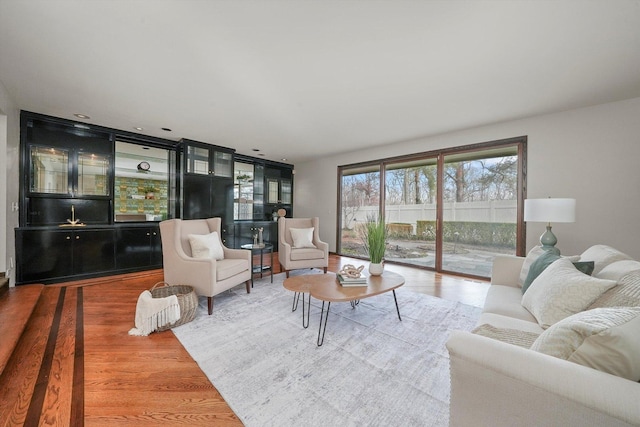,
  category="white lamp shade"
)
[524,198,576,223]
